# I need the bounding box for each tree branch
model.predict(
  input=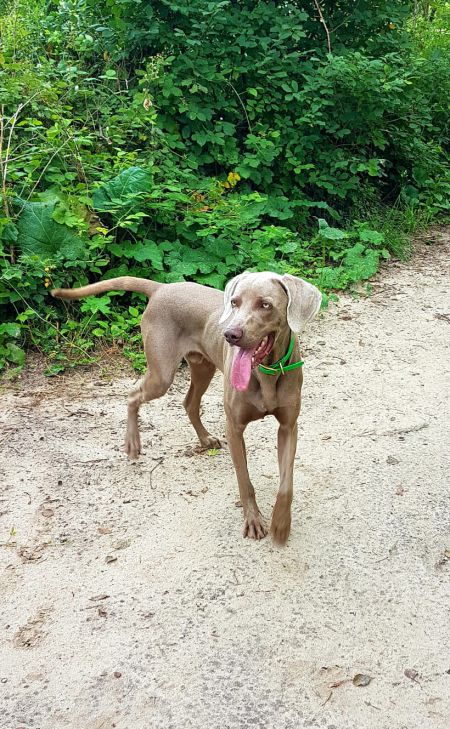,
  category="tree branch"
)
[227,80,252,133]
[312,0,332,54]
